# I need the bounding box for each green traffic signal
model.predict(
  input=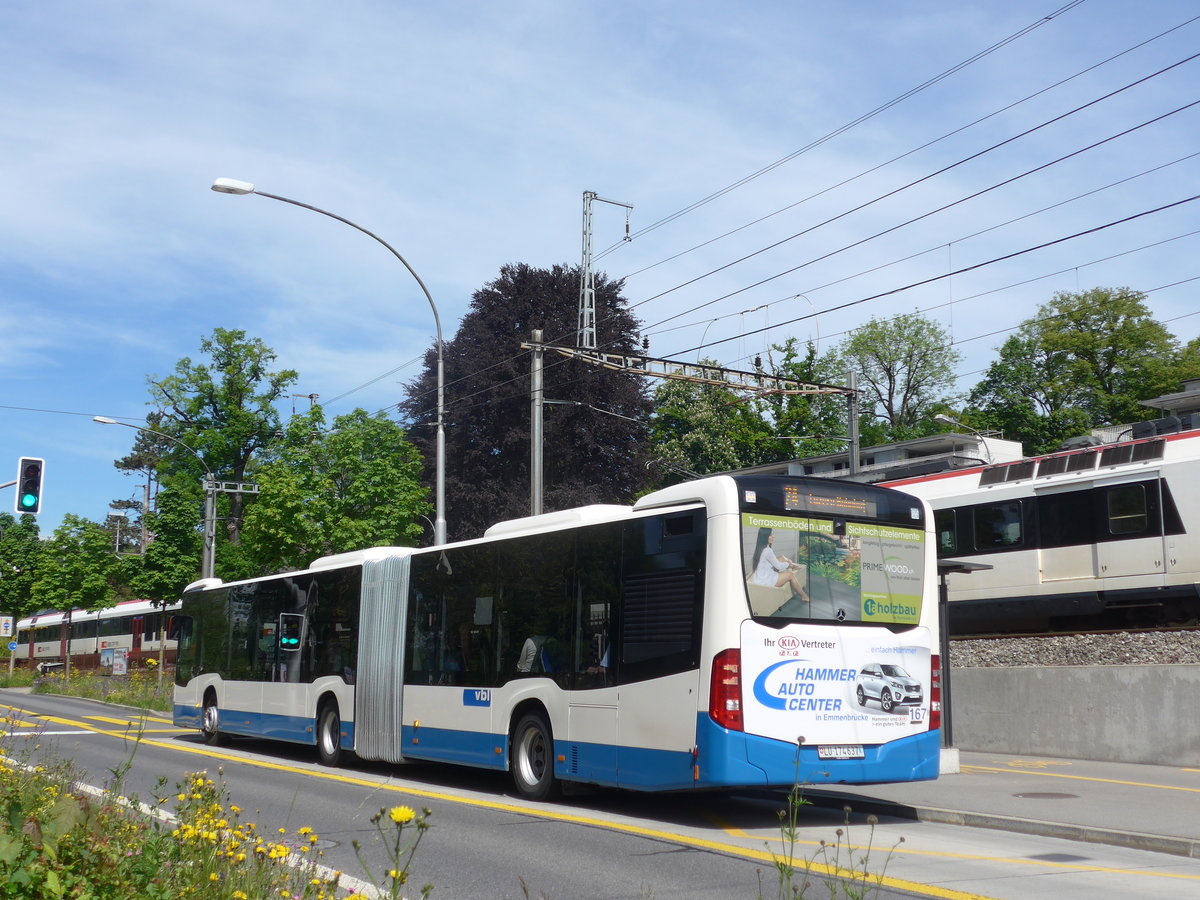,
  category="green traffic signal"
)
[14,457,44,515]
